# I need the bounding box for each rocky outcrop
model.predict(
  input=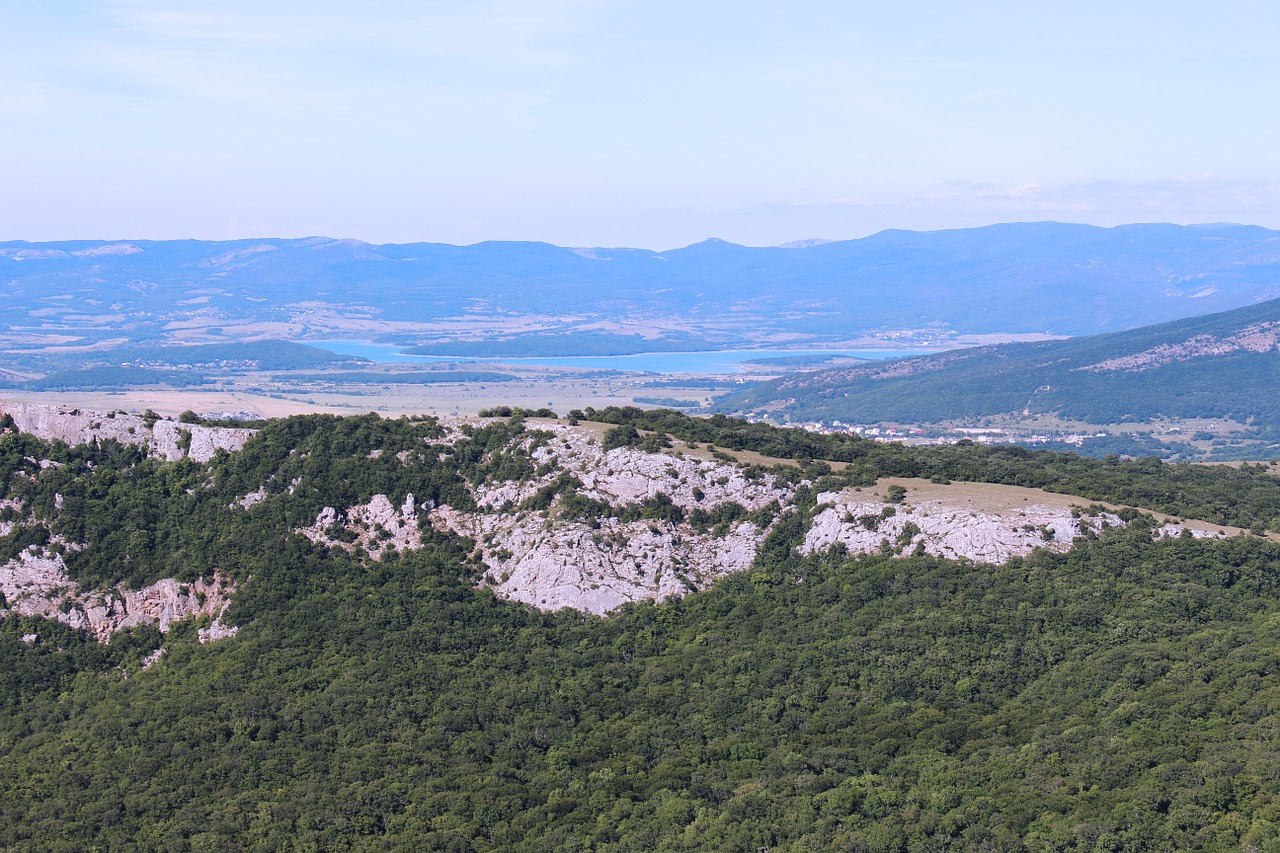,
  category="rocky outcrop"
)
[197,619,240,644]
[1079,320,1280,372]
[432,504,765,615]
[801,487,1228,563]
[425,421,796,613]
[0,401,255,462]
[282,420,794,614]
[298,494,423,560]
[0,406,1256,627]
[469,422,786,512]
[292,420,1249,615]
[803,492,1105,563]
[0,545,236,643]
[151,419,256,462]
[235,488,268,509]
